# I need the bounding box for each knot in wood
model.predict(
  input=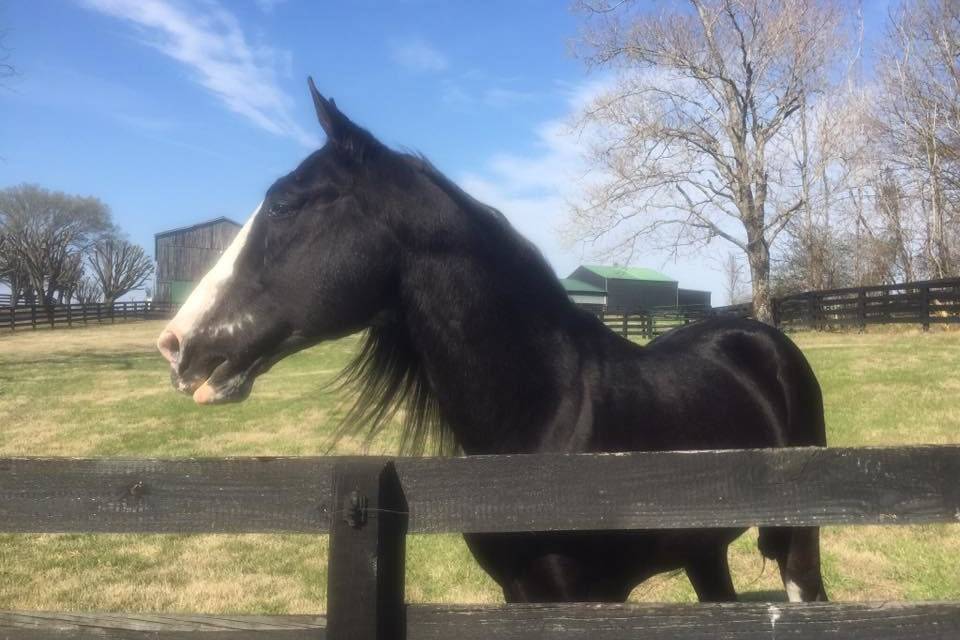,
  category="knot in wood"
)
[344,490,368,529]
[127,481,146,498]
